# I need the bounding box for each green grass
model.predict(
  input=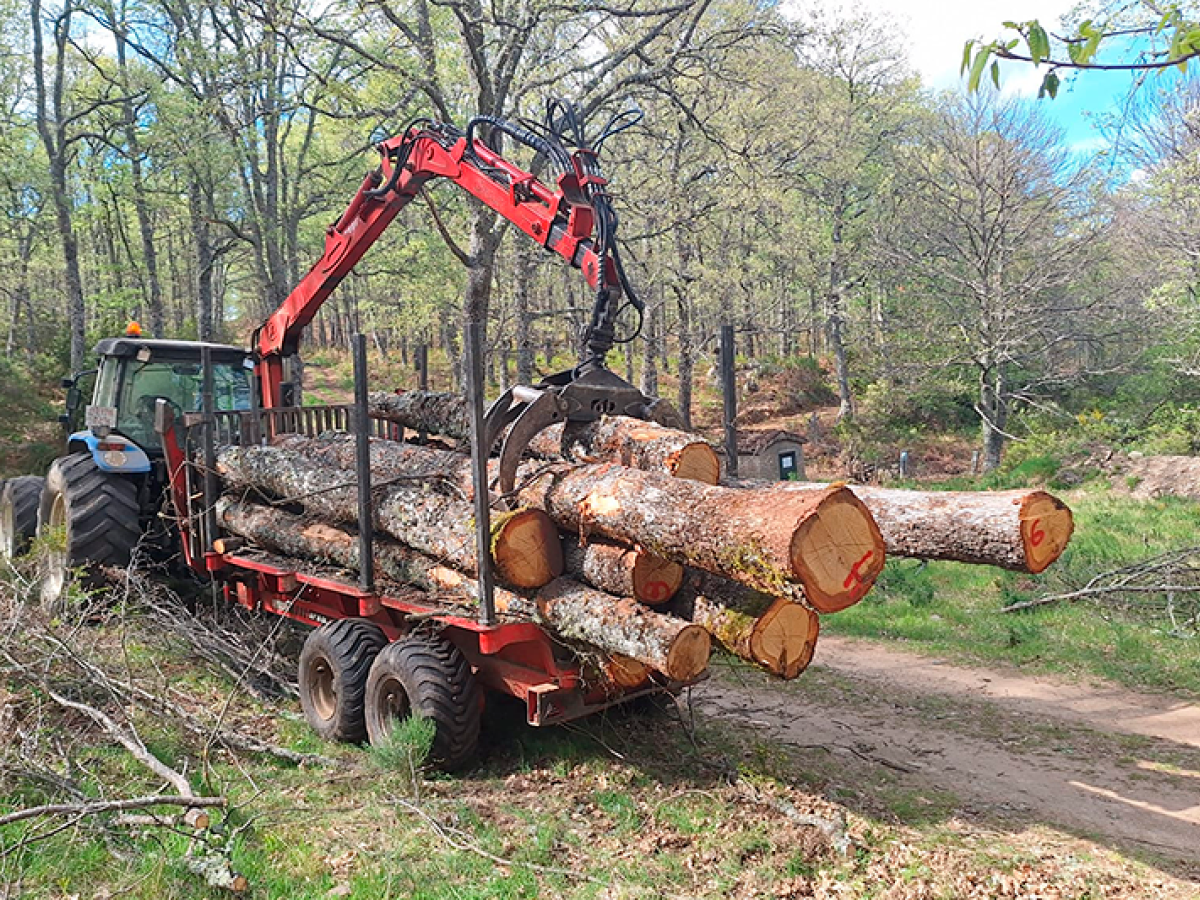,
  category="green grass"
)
[827,485,1200,696]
